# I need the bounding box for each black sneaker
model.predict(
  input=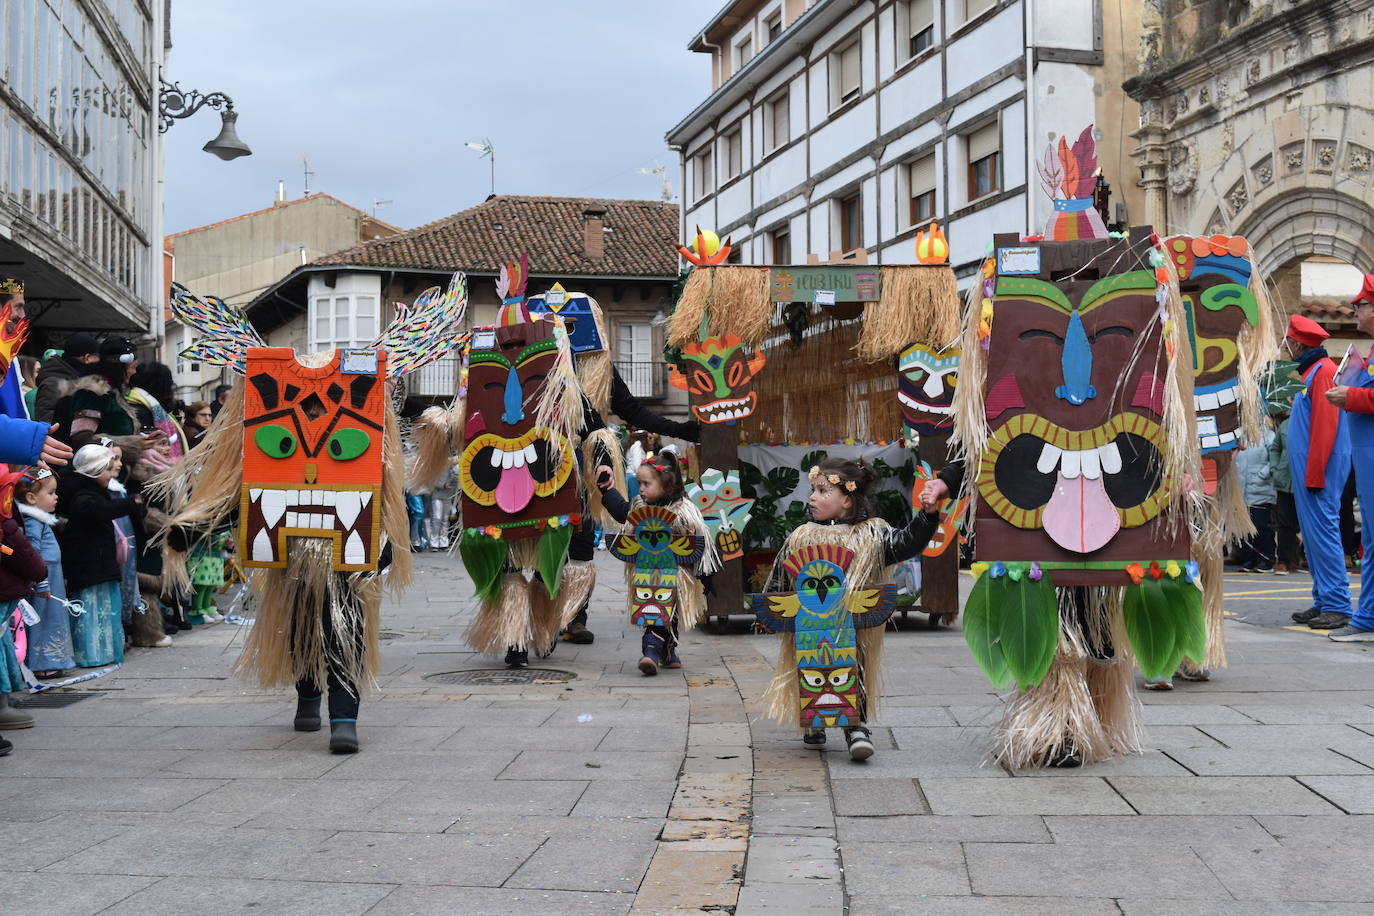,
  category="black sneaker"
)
[504,647,529,668]
[1047,740,1082,768]
[1292,606,1321,623]
[802,728,826,747]
[845,726,875,761]
[1308,612,1352,630]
